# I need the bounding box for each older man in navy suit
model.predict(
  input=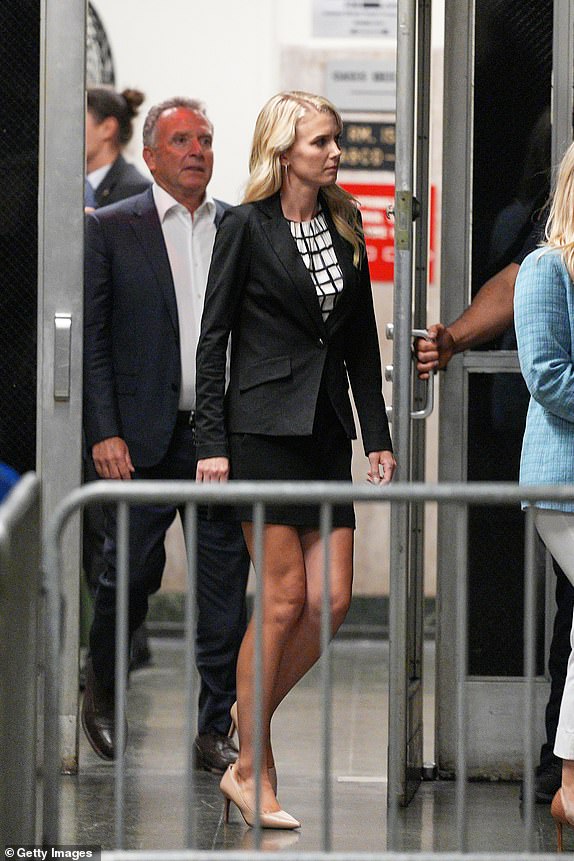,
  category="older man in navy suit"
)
[82,97,249,773]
